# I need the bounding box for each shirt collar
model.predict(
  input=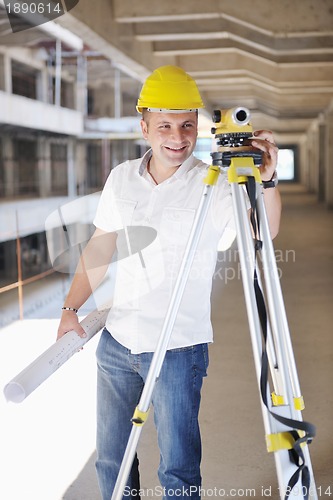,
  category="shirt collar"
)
[138,149,152,176]
[138,148,197,180]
